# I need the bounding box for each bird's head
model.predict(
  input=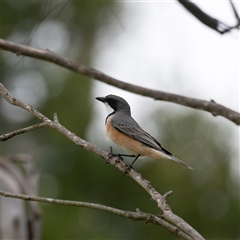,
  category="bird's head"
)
[96,94,131,115]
